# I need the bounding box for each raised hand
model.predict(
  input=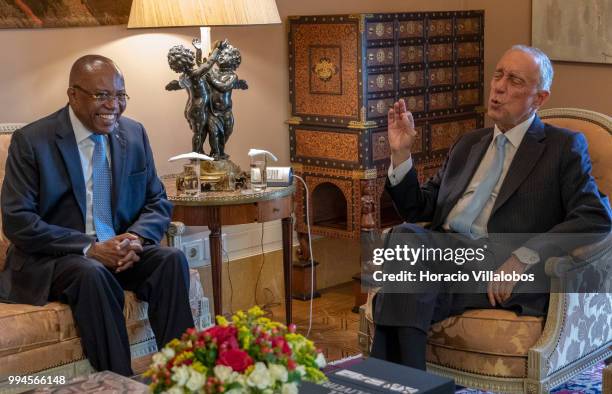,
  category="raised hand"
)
[387,99,417,167]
